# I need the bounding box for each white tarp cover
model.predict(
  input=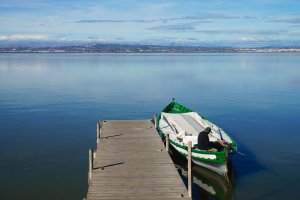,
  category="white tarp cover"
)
[160,112,232,144]
[161,112,206,136]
